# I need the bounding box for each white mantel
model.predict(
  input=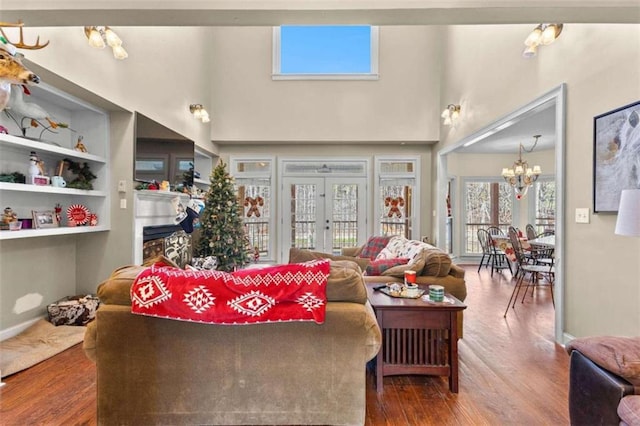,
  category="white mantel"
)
[133,190,190,265]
